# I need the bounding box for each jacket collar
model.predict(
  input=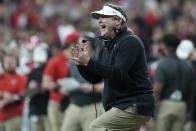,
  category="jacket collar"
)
[103,26,133,51]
